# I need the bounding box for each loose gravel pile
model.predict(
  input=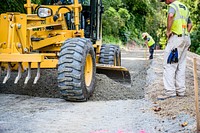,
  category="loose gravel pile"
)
[0,49,148,101]
[90,74,137,101]
[0,69,60,98]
